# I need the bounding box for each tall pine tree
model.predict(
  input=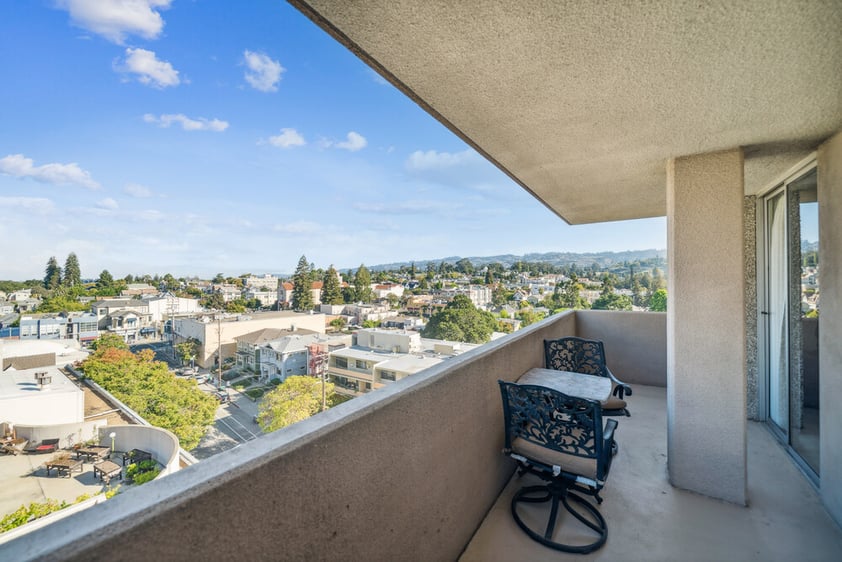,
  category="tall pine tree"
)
[63,252,81,286]
[44,256,62,289]
[320,265,343,305]
[292,255,314,312]
[353,264,373,303]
